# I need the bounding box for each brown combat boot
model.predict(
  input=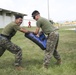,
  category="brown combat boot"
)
[43,63,49,69]
[15,66,24,71]
[55,59,61,65]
